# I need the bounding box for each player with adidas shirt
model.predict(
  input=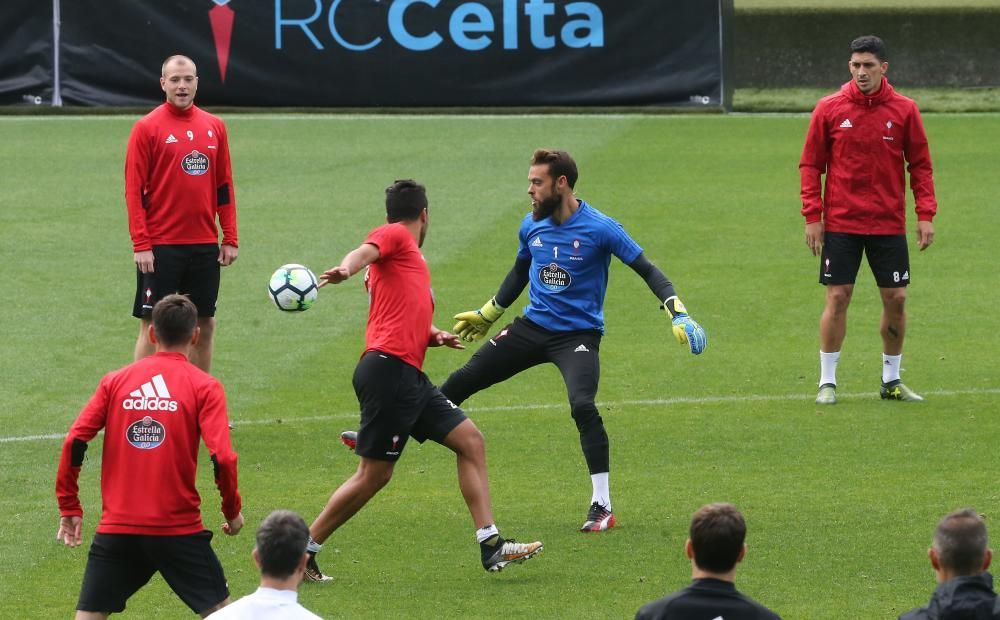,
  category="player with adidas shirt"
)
[800,36,938,405]
[303,180,542,582]
[443,149,707,533]
[56,295,244,617]
[125,54,239,374]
